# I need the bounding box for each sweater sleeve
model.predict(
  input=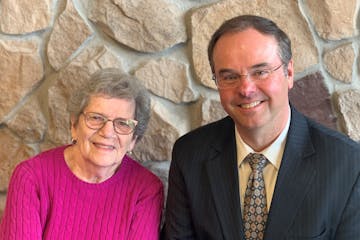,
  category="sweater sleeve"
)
[128,176,164,240]
[0,162,42,239]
